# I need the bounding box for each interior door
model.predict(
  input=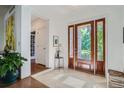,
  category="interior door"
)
[68,25,74,68]
[75,21,94,72]
[95,18,105,75]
